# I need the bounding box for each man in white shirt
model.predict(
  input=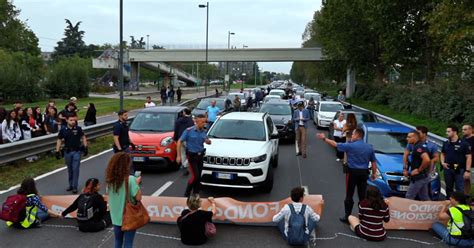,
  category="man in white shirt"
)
[272,187,320,244]
[144,96,156,108]
[333,113,347,161]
